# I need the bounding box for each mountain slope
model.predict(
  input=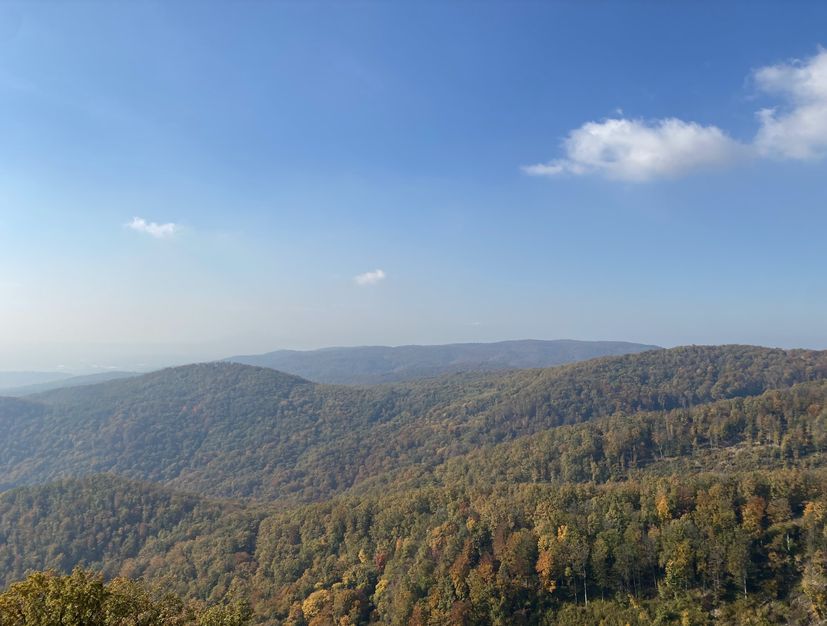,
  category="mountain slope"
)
[1,379,826,623]
[227,339,661,384]
[1,346,826,502]
[0,474,261,601]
